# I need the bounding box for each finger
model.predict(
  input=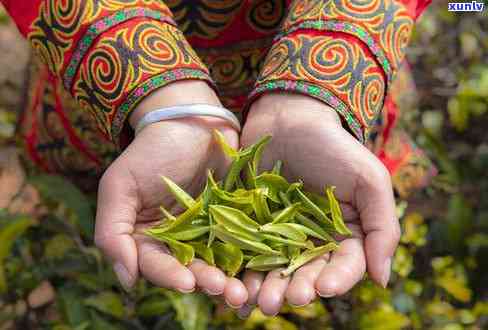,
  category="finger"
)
[136,235,195,293]
[237,271,265,319]
[95,169,139,291]
[242,270,265,305]
[286,256,328,307]
[257,269,290,316]
[357,164,400,287]
[315,235,366,297]
[188,259,226,296]
[224,278,248,309]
